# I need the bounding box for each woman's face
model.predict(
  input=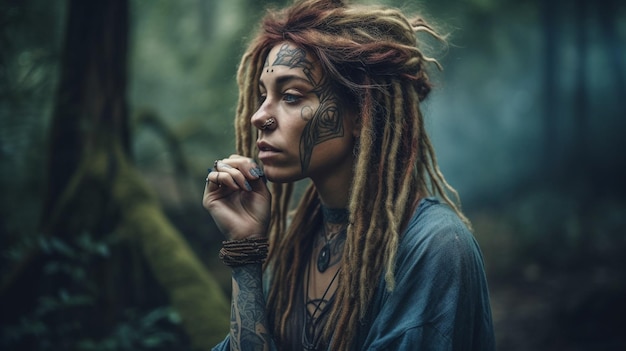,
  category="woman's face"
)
[252,42,357,184]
